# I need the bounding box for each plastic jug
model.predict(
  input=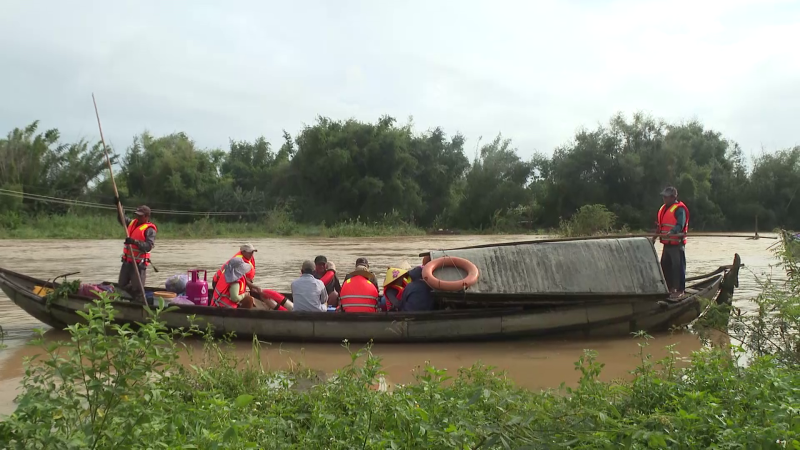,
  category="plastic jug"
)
[186,269,209,306]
